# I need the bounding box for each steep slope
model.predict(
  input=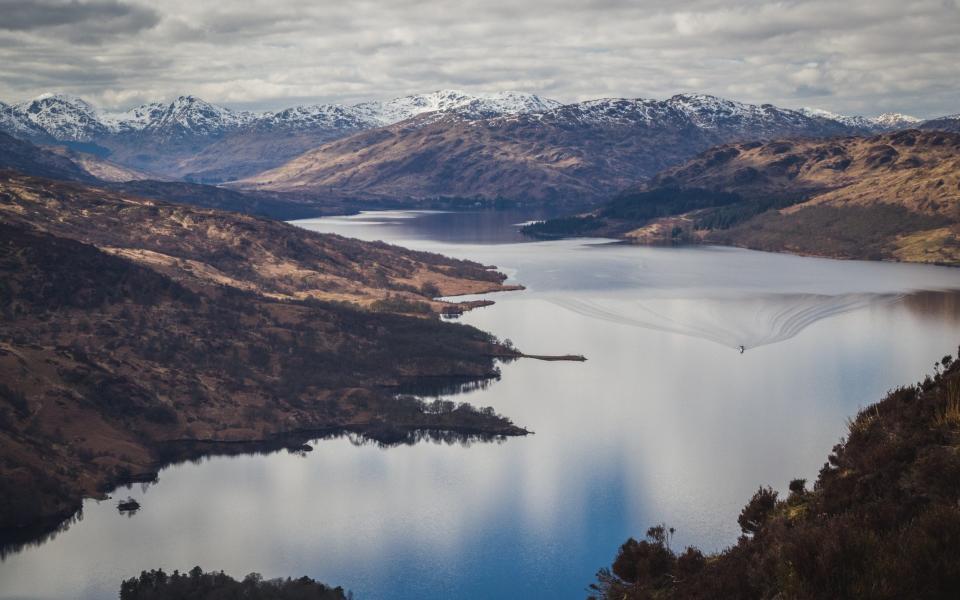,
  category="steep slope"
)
[0,173,524,538]
[13,94,111,142]
[525,131,960,264]
[0,131,95,182]
[239,94,866,204]
[0,102,53,143]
